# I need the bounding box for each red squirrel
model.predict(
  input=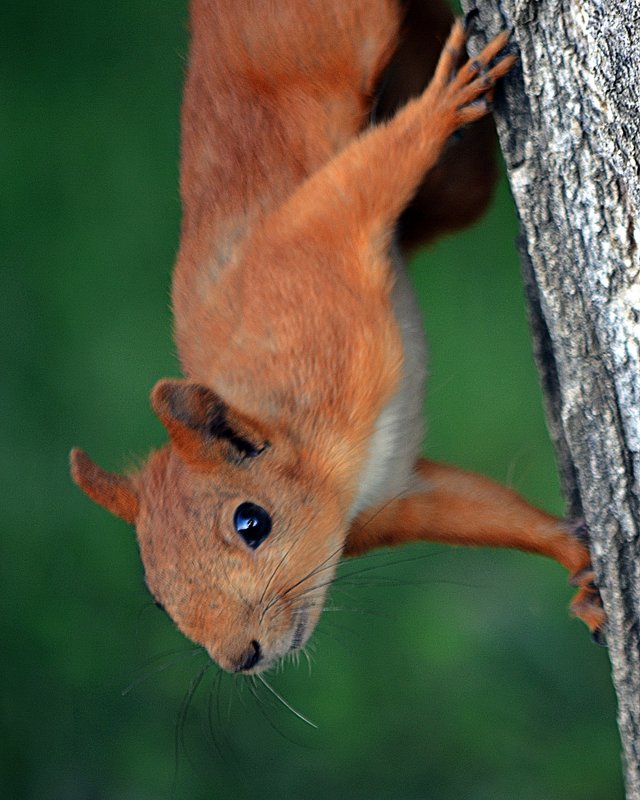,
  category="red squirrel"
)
[71,0,605,674]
